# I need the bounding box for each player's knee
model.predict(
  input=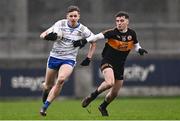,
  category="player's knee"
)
[106,80,115,88]
[56,79,65,86]
[58,75,67,81]
[109,79,115,87]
